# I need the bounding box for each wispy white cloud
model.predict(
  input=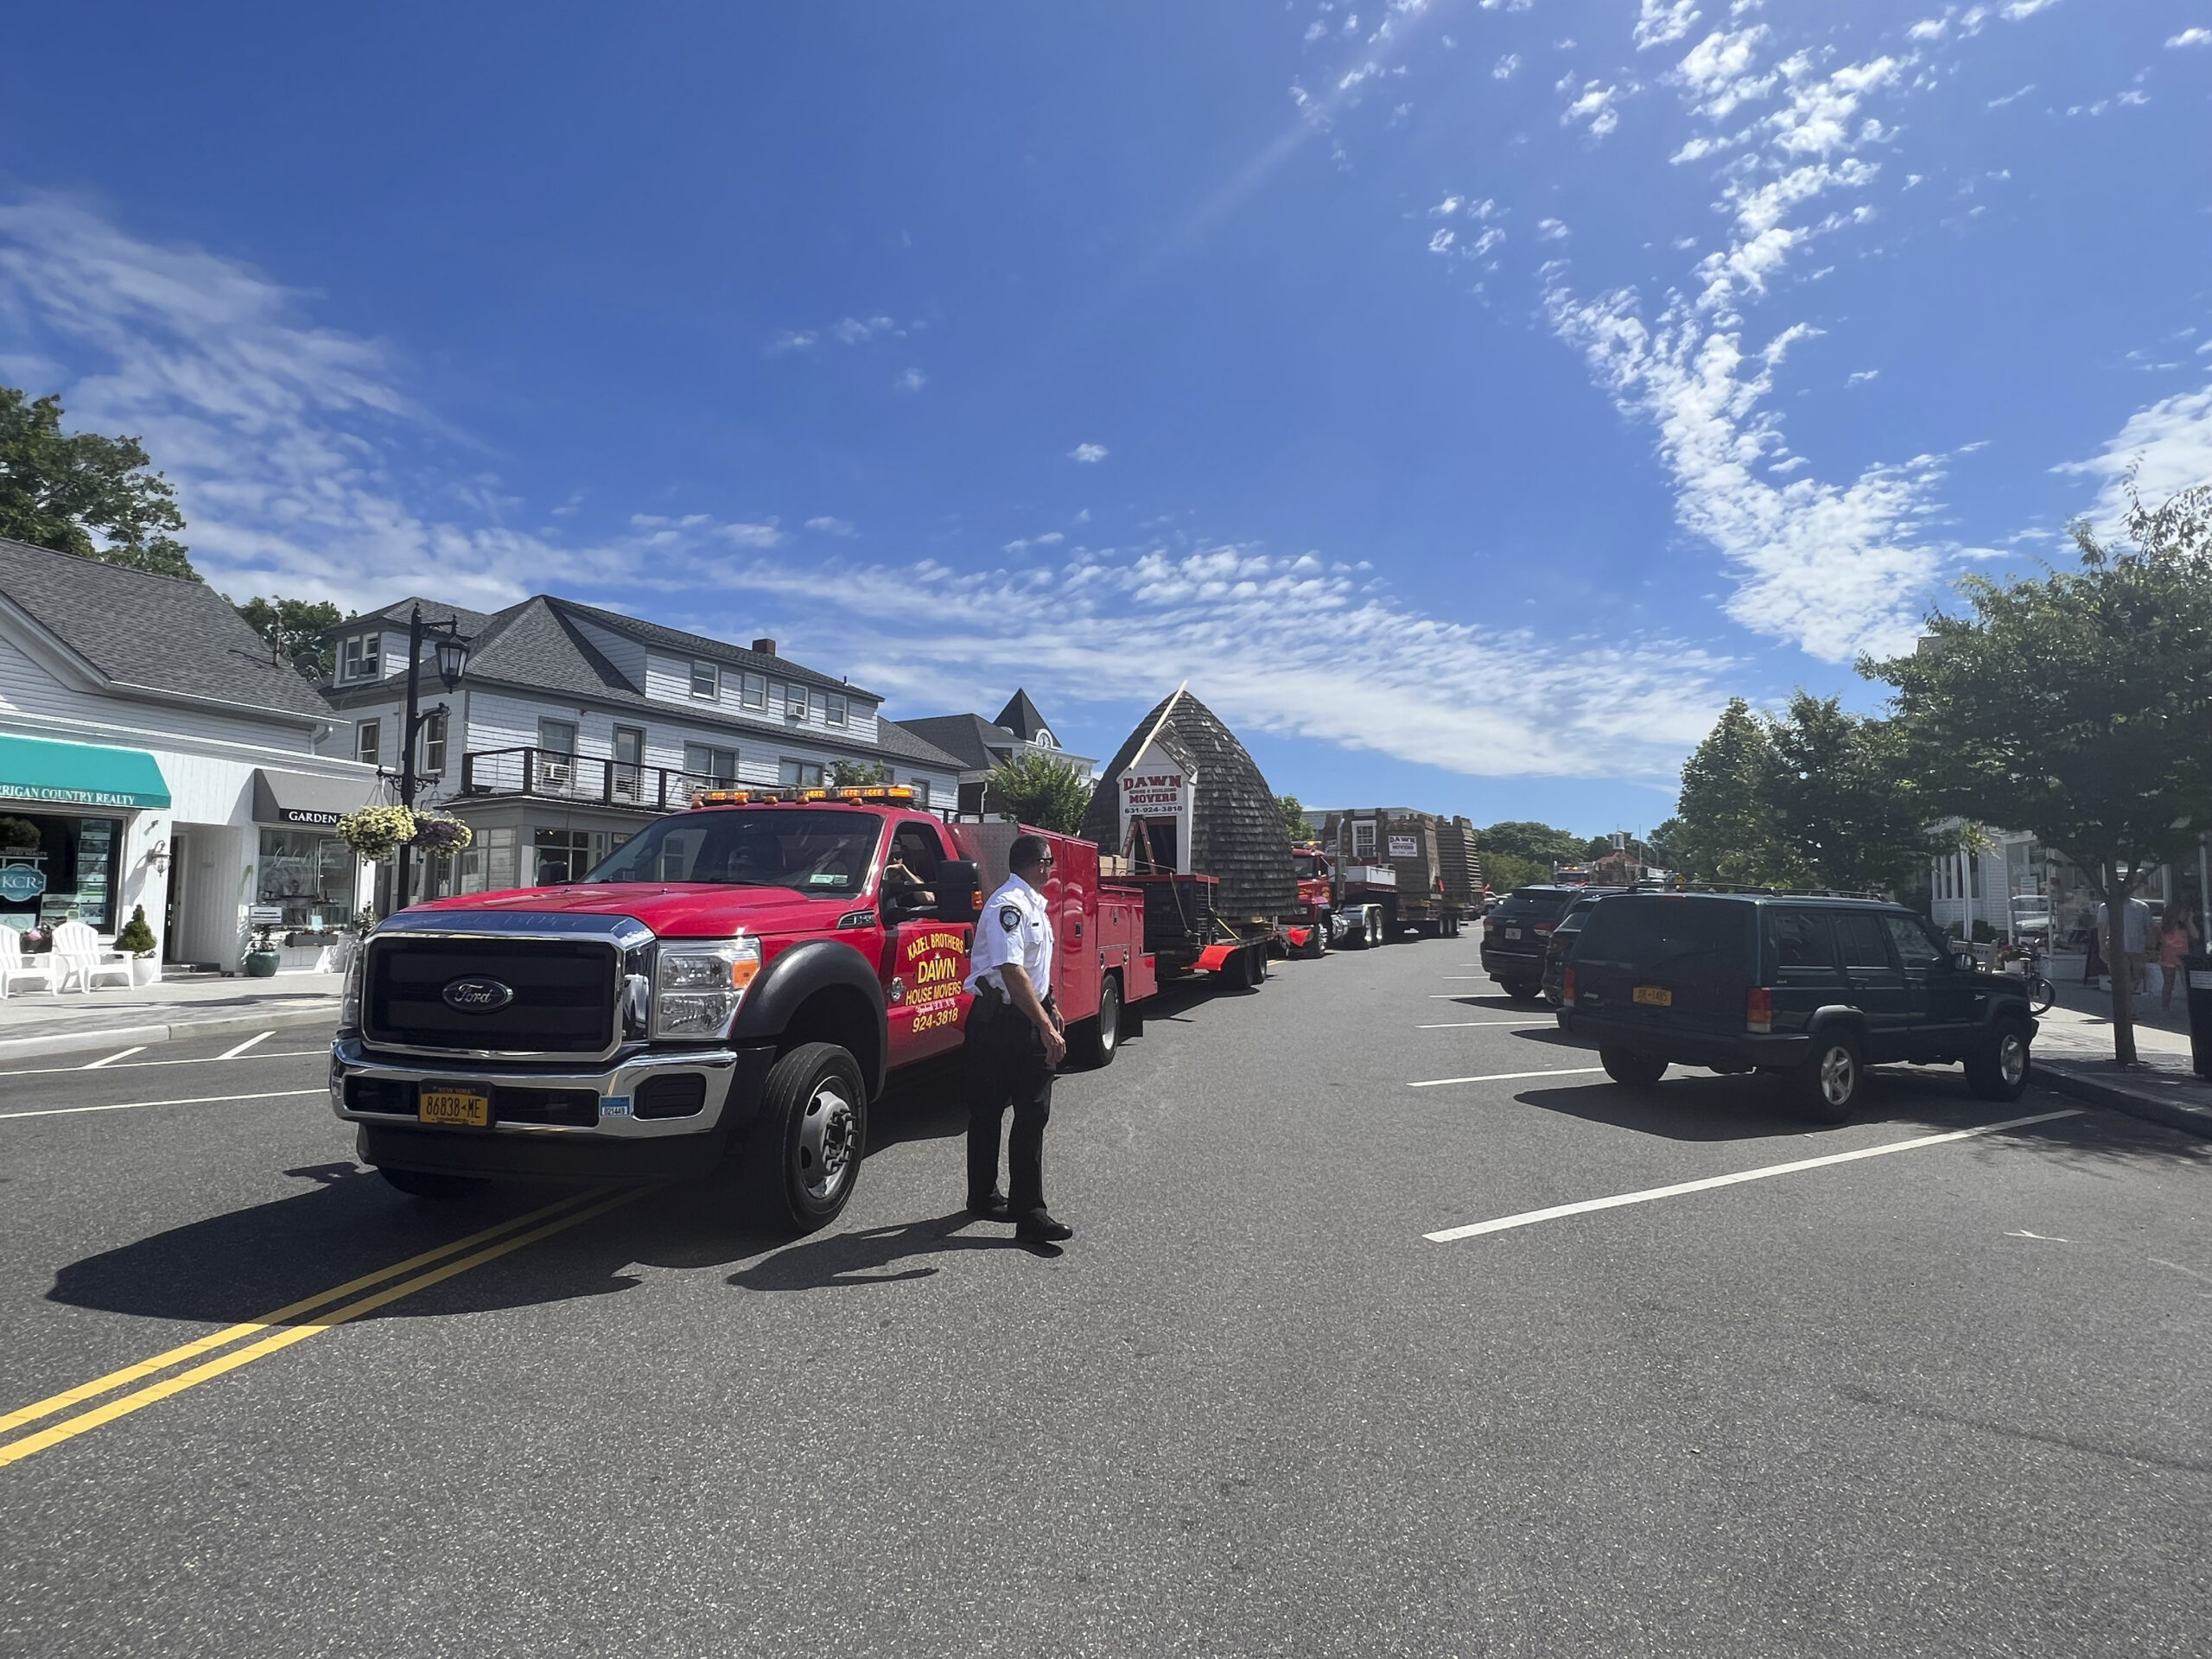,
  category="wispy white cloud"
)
[804,516,856,537]
[2170,27,2212,48]
[893,366,926,393]
[765,328,817,354]
[1635,1,1702,51]
[1561,80,1624,137]
[2054,380,2212,529]
[830,315,899,345]
[1535,218,1571,241]
[1847,369,1880,385]
[1069,442,1109,462]
[1493,53,1522,79]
